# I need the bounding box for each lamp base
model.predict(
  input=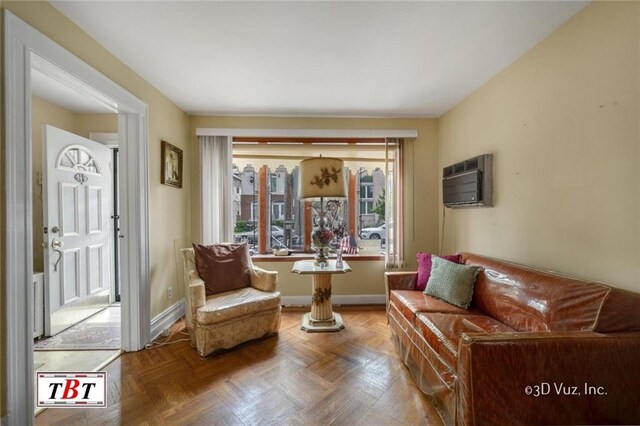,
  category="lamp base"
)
[314,246,329,265]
